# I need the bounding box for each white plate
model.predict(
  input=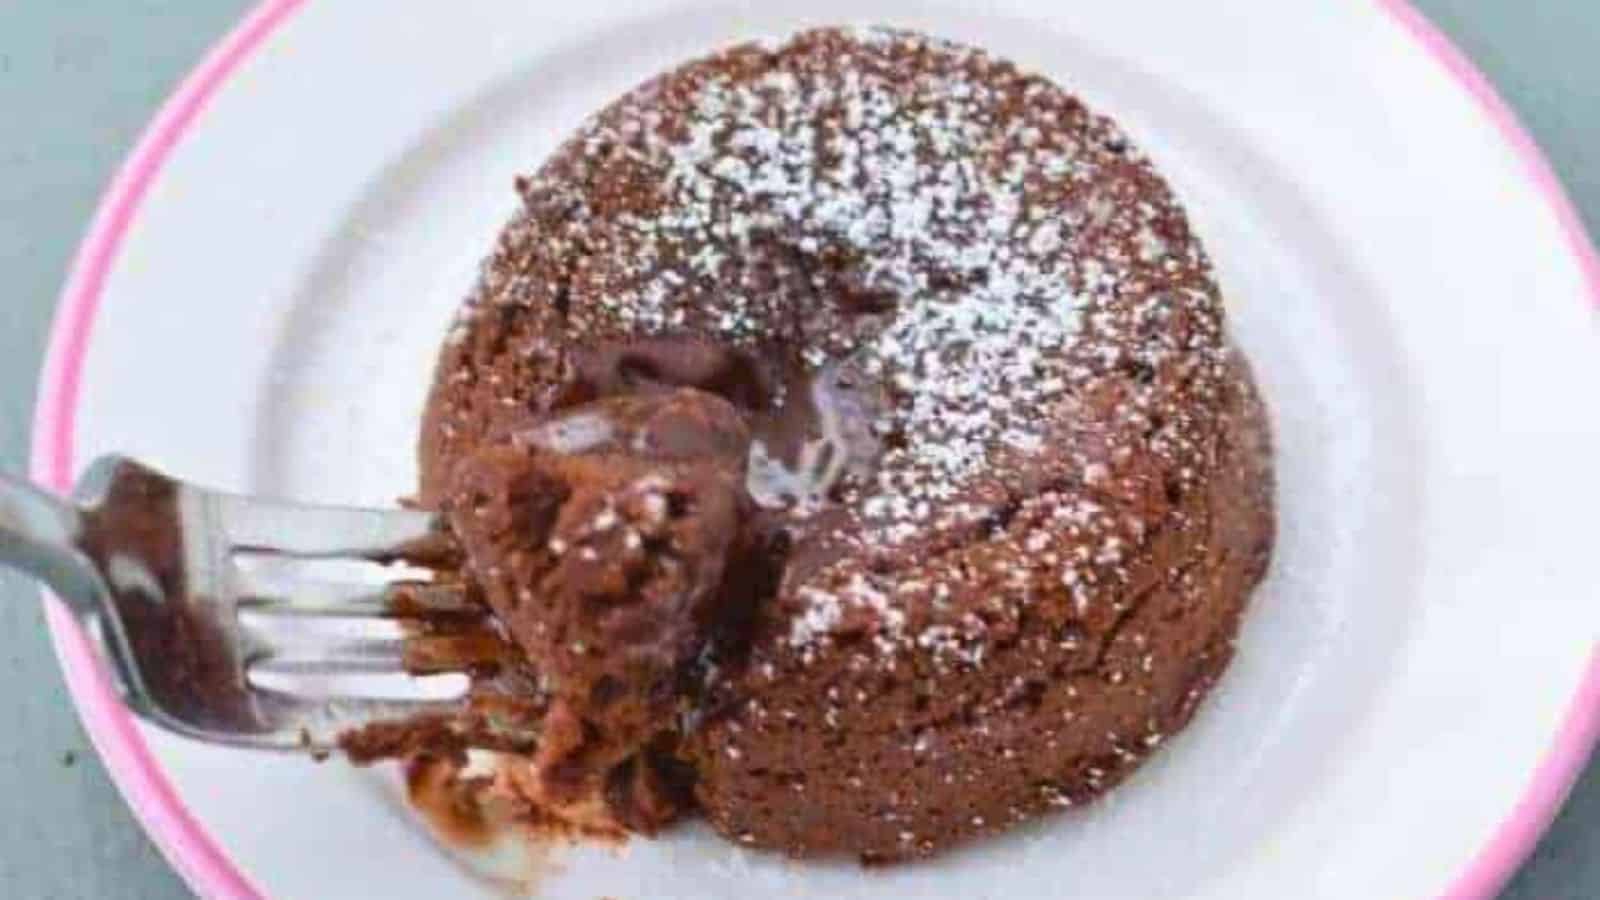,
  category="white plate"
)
[33,1,1600,898]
